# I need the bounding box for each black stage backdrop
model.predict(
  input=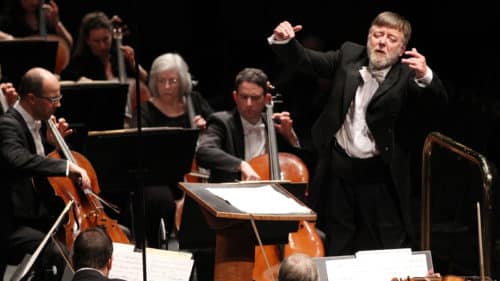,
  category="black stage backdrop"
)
[19,0,500,276]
